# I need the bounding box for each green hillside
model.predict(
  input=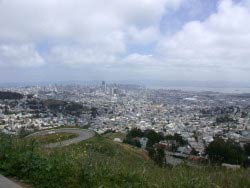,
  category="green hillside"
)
[0,133,249,188]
